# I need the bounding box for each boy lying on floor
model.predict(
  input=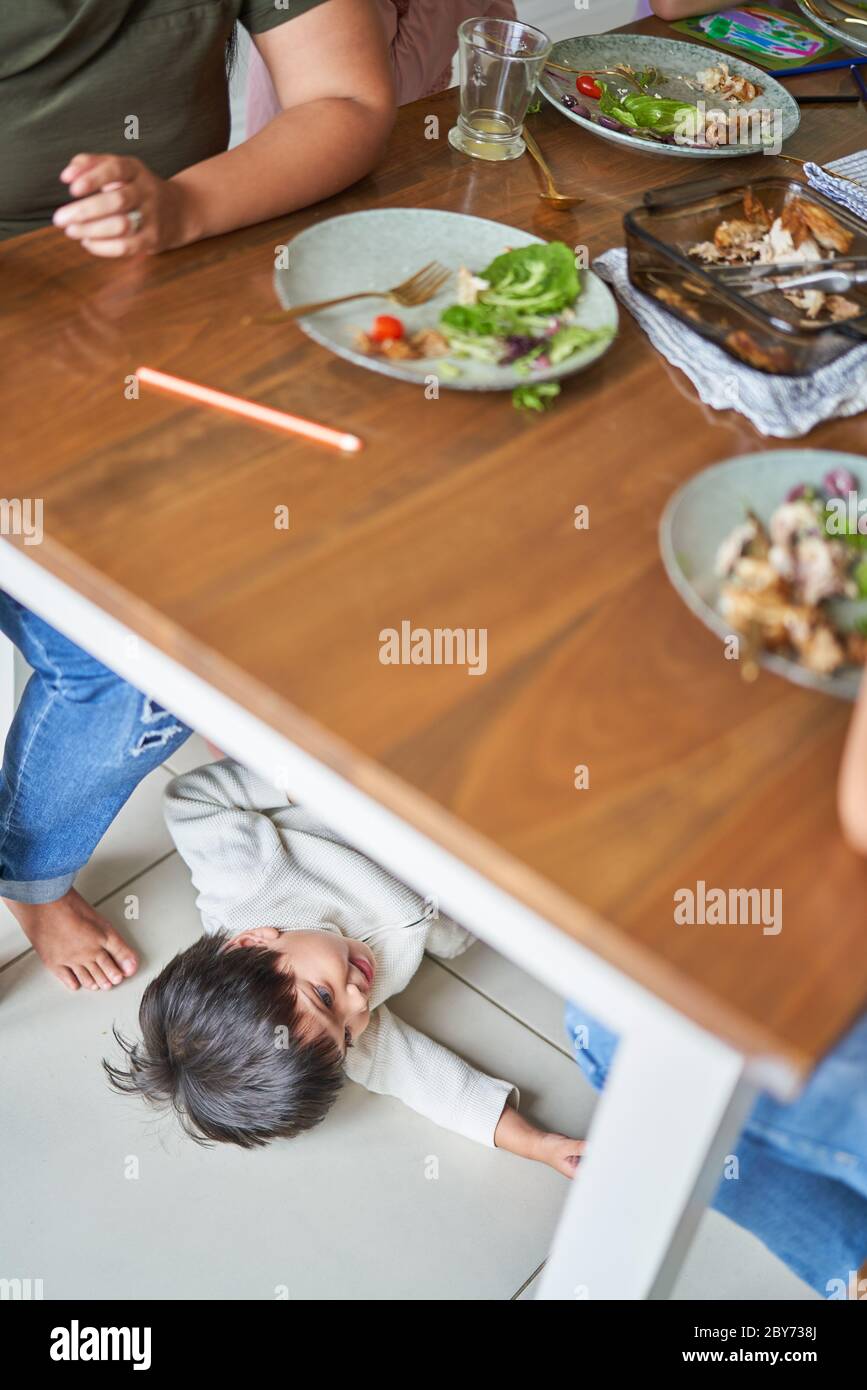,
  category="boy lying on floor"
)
[107,759,583,1175]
